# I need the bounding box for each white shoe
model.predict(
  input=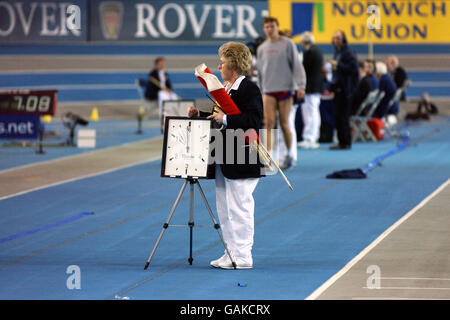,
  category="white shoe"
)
[211,255,253,269]
[297,140,319,149]
[297,140,310,148]
[280,155,295,170]
[309,141,320,149]
[217,256,253,270]
[210,254,229,268]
